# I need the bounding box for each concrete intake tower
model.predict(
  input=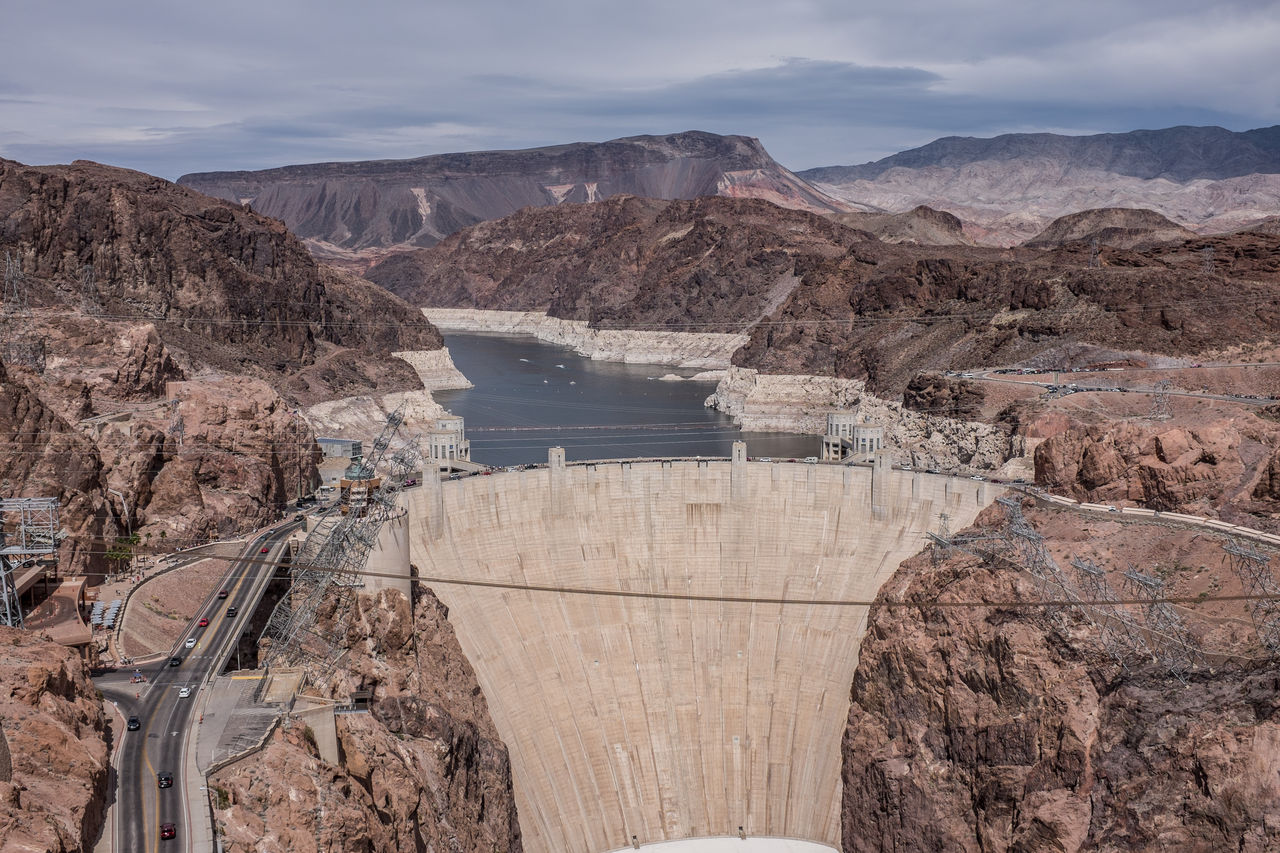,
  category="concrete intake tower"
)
[403,454,997,853]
